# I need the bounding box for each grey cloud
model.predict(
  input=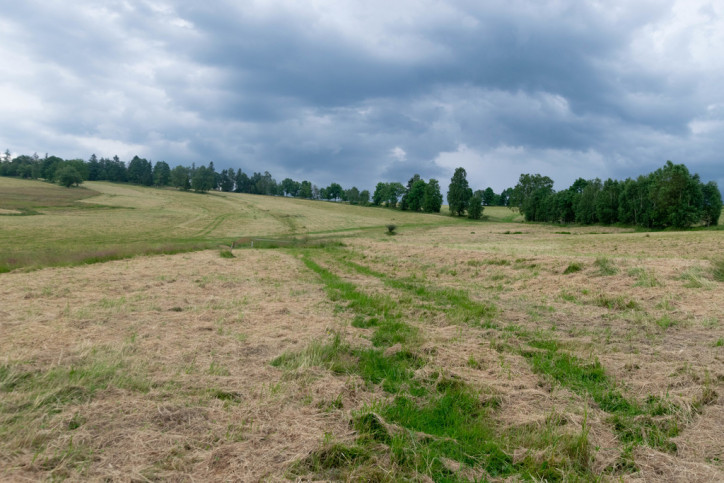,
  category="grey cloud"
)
[1,0,722,193]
